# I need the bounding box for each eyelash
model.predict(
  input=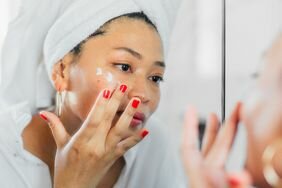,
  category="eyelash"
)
[114,63,132,73]
[149,75,164,85]
[113,63,164,85]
